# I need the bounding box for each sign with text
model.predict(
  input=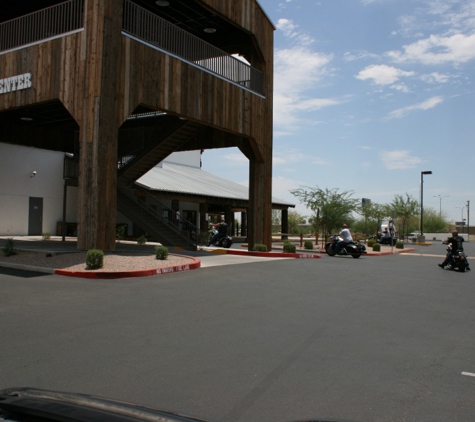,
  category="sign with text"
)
[0,73,32,95]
